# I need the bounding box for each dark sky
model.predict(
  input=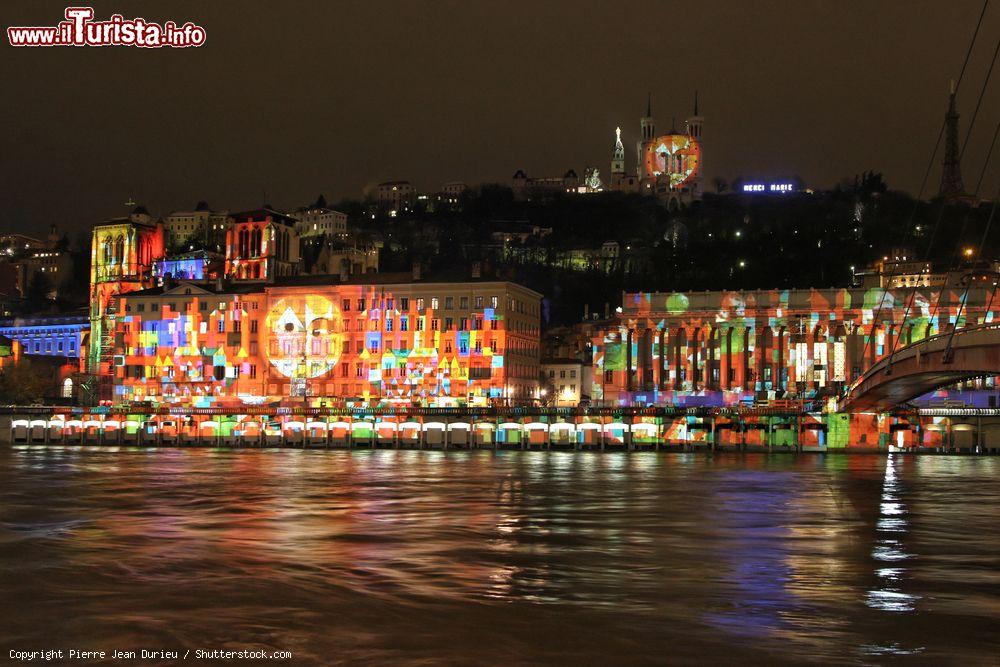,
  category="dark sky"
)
[2,0,999,238]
